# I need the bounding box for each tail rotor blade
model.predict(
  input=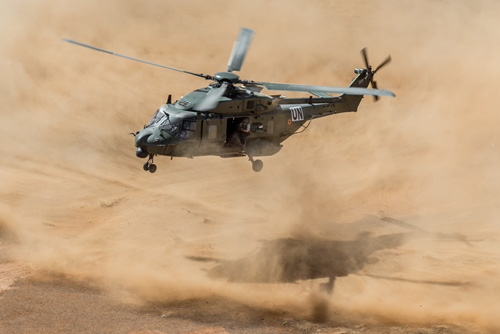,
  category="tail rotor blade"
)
[227,27,255,72]
[371,80,380,102]
[374,55,392,73]
[361,48,370,69]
